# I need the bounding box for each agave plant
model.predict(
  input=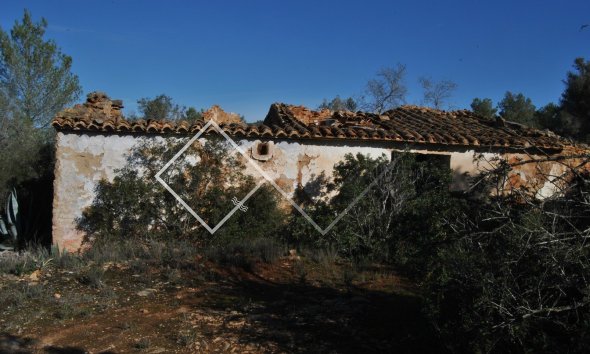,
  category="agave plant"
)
[0,189,20,250]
